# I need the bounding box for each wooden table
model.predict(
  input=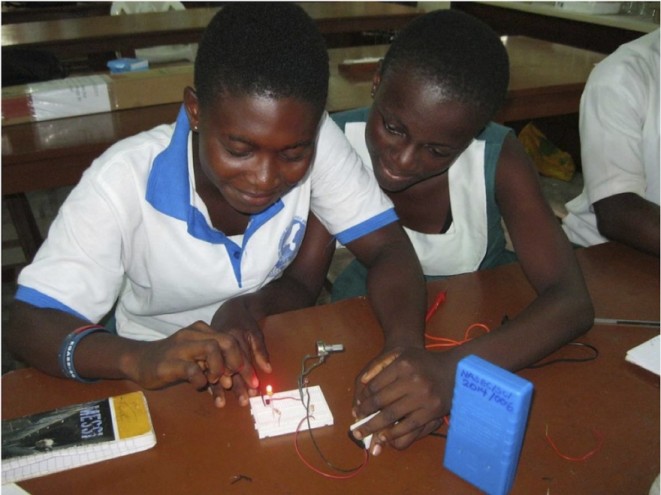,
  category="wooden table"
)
[1,2,112,25]
[452,1,658,54]
[2,37,605,194]
[1,2,420,59]
[3,242,659,494]
[1,36,605,263]
[326,36,606,123]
